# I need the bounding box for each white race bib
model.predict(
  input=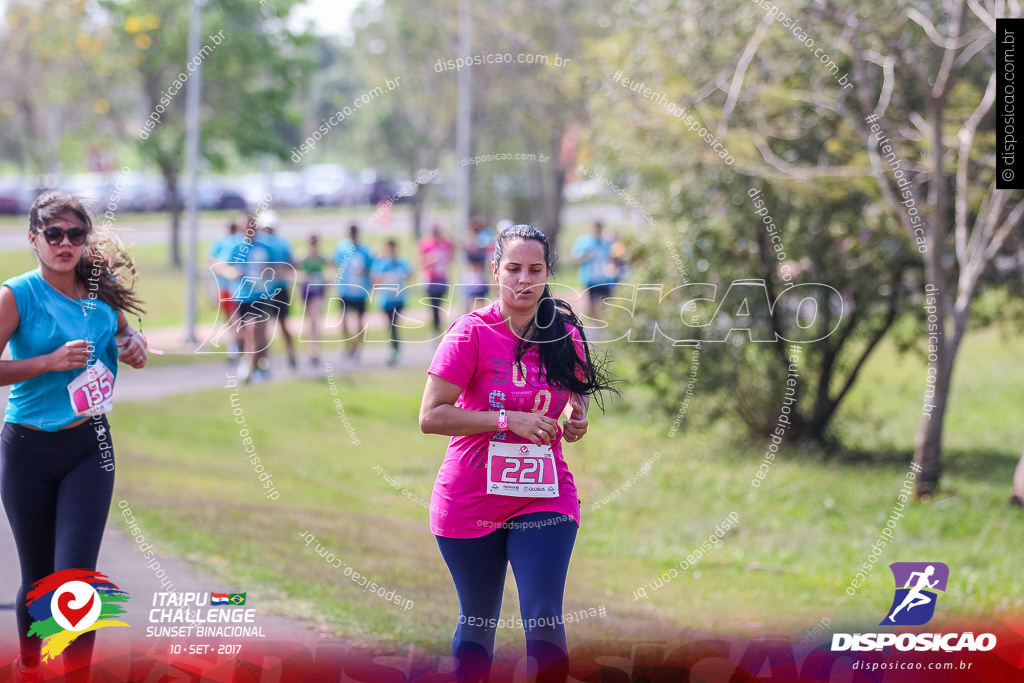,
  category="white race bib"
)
[486,441,559,498]
[67,359,114,417]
